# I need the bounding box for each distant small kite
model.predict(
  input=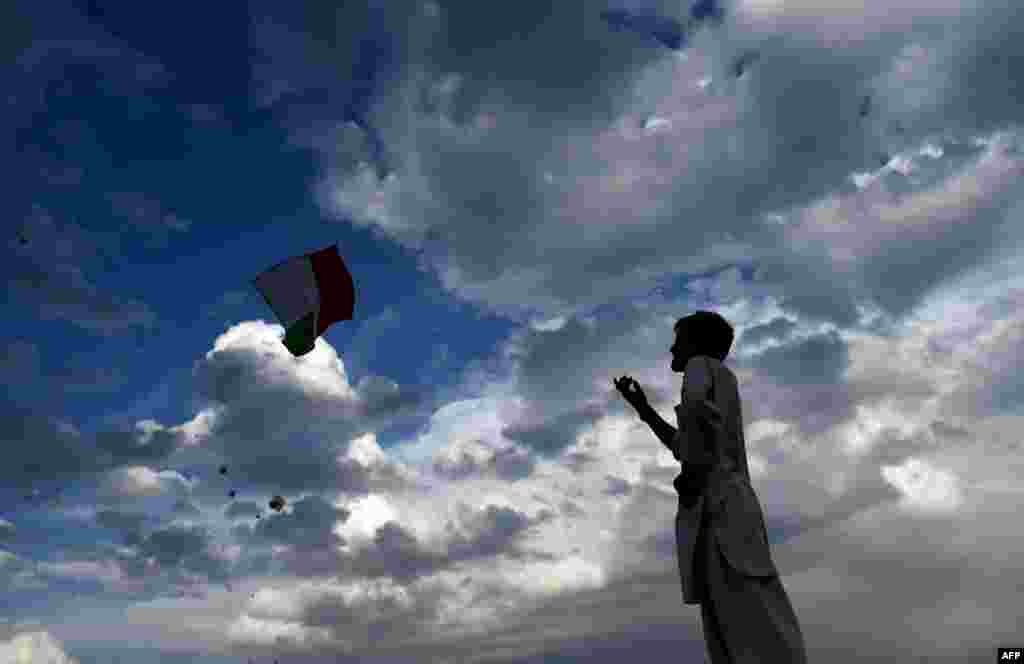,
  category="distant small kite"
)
[253,245,356,357]
[731,50,760,78]
[859,95,872,118]
[269,495,286,512]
